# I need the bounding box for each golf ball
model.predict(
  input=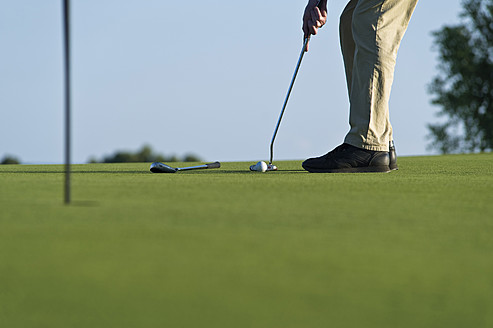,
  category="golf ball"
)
[250,161,268,172]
